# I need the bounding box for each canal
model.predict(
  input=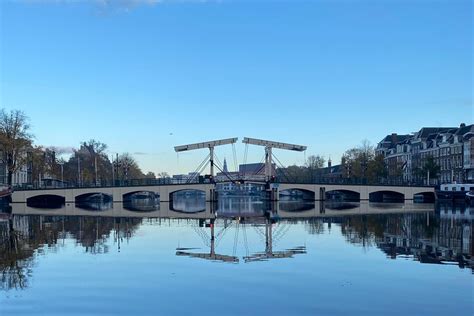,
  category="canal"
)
[0,198,472,315]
